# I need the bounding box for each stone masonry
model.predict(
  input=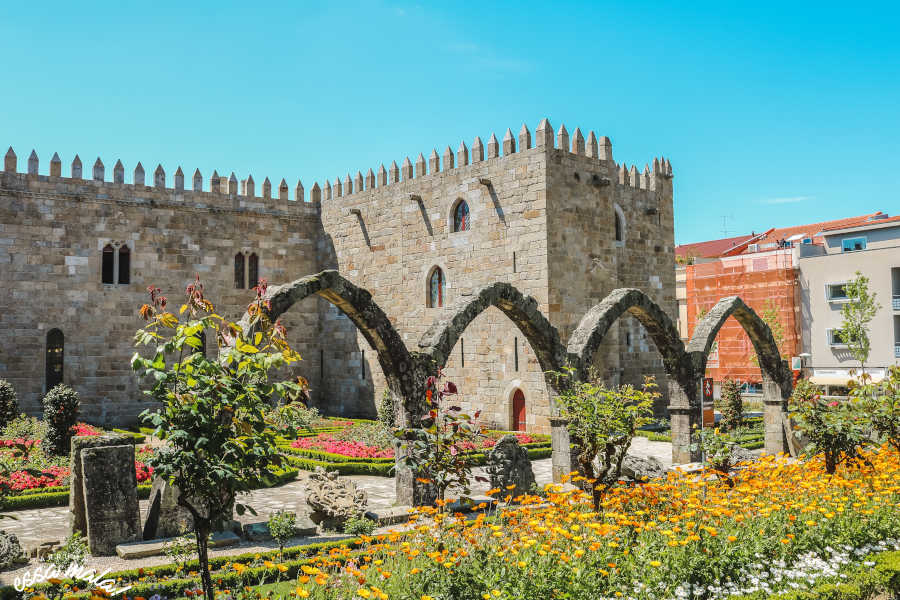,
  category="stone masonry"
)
[0,118,675,432]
